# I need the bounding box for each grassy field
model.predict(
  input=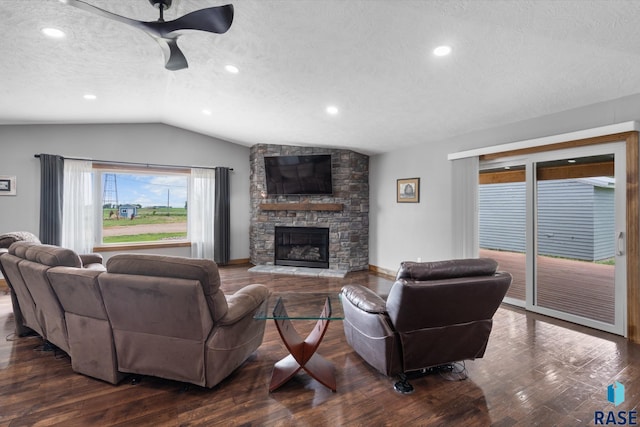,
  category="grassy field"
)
[103,207,187,227]
[103,233,187,244]
[102,207,187,243]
